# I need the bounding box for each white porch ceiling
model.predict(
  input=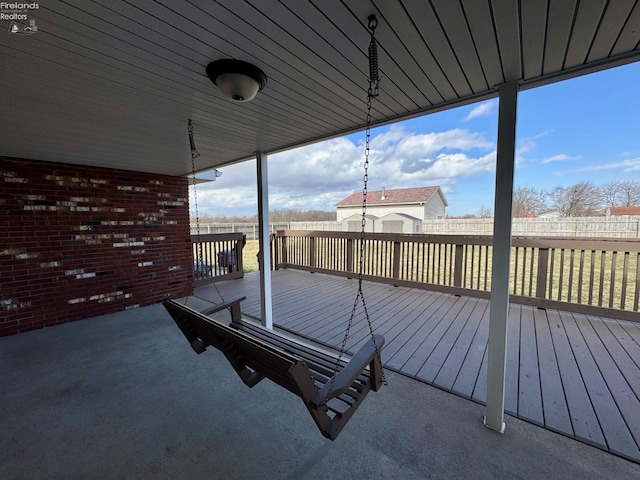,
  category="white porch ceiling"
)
[1,0,639,177]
